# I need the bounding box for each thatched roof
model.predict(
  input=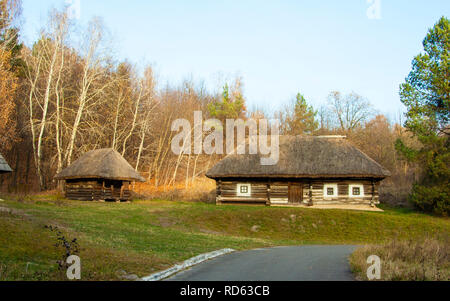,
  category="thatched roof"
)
[0,153,12,174]
[439,125,450,137]
[55,149,145,182]
[206,136,391,179]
